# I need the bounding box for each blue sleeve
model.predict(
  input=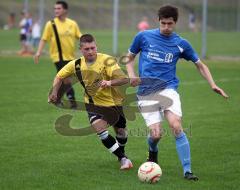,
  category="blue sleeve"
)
[180,40,199,63]
[128,32,142,55]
